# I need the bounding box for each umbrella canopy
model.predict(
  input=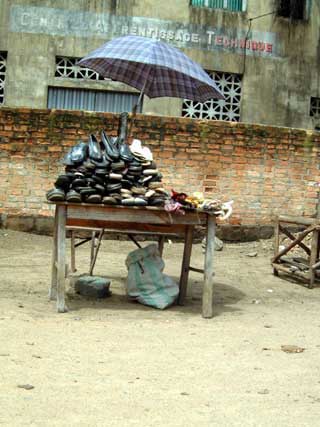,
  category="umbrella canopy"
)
[77,35,224,103]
